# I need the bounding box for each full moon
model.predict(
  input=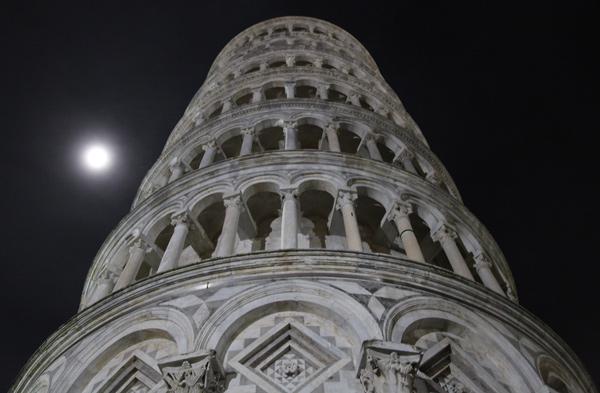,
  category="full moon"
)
[82,144,111,171]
